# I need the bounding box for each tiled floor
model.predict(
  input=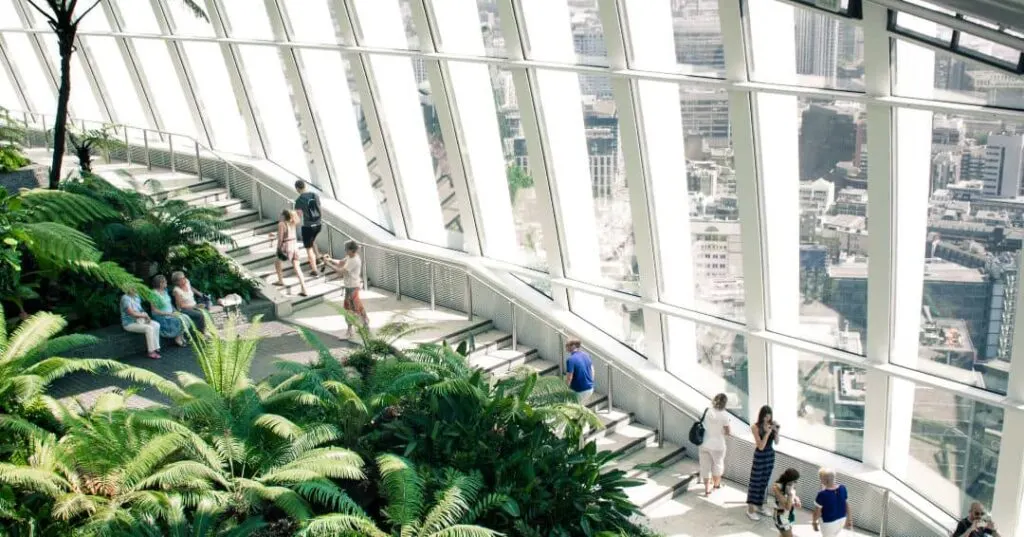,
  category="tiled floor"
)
[644,475,872,537]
